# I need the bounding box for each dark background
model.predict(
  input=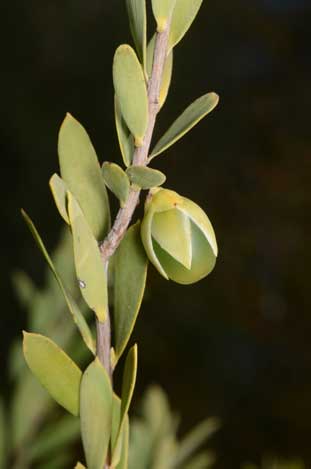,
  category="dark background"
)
[1,0,311,467]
